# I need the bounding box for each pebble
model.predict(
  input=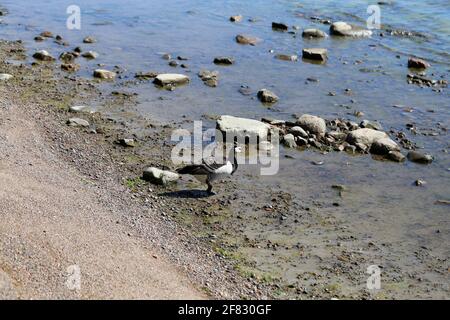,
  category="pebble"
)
[236,34,261,46]
[230,15,243,22]
[83,36,96,43]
